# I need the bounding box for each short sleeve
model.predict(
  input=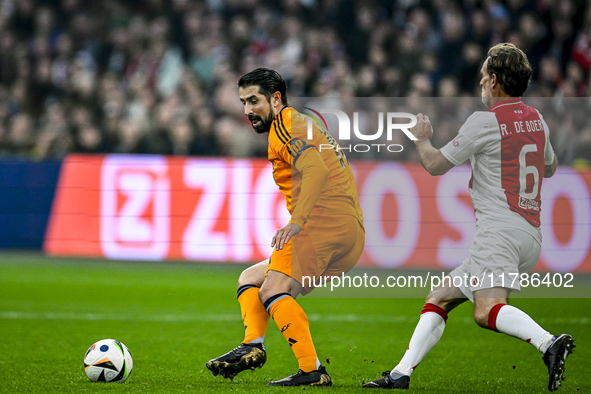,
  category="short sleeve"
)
[440,112,491,166]
[539,112,555,165]
[544,141,555,165]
